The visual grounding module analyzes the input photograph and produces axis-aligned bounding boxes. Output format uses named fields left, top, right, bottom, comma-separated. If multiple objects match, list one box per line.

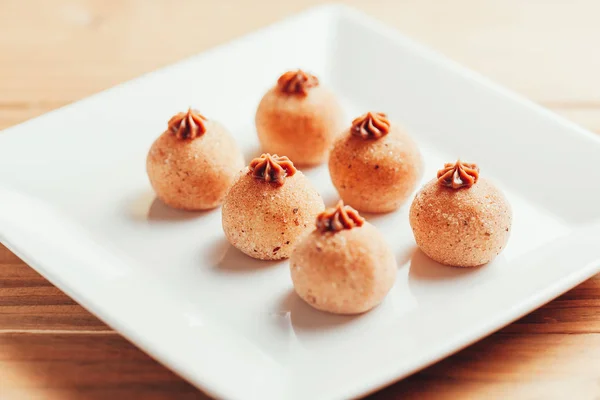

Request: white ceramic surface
left=1, top=5, right=600, bottom=400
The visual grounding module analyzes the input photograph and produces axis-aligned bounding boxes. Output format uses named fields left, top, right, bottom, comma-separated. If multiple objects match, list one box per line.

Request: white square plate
left=1, top=5, right=600, bottom=400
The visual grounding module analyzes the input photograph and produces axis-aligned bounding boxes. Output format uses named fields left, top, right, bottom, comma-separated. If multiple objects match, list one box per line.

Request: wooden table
left=1, top=1, right=599, bottom=398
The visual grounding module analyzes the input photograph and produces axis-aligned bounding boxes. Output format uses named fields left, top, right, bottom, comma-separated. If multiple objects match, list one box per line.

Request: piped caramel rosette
left=351, top=112, right=391, bottom=140
left=277, top=69, right=320, bottom=96
left=437, top=160, right=480, bottom=189
left=168, top=108, right=208, bottom=140
left=316, top=201, right=364, bottom=232
left=249, top=153, right=297, bottom=186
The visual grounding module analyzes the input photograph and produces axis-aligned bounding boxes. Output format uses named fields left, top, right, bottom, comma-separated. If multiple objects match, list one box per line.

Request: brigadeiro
left=290, top=201, right=396, bottom=314
left=255, top=69, right=343, bottom=166
left=329, top=112, right=423, bottom=213
left=409, top=160, right=512, bottom=267
left=146, top=108, right=244, bottom=210
left=222, top=153, right=324, bottom=260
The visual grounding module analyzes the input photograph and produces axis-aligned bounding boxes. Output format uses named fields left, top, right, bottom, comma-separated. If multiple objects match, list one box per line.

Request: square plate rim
left=1, top=4, right=600, bottom=400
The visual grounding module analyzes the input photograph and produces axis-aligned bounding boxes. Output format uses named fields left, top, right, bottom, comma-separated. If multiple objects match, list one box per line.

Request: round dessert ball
left=146, top=109, right=244, bottom=210
left=255, top=69, right=343, bottom=166
left=329, top=112, right=423, bottom=213
left=409, top=161, right=512, bottom=267
left=222, top=153, right=324, bottom=260
left=290, top=201, right=397, bottom=314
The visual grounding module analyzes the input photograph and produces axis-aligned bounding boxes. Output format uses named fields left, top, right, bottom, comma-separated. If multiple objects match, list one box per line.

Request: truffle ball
left=409, top=161, right=512, bottom=267
left=329, top=112, right=423, bottom=213
left=290, top=201, right=397, bottom=314
left=222, top=154, right=324, bottom=260
left=147, top=109, right=244, bottom=210
left=255, top=70, right=343, bottom=166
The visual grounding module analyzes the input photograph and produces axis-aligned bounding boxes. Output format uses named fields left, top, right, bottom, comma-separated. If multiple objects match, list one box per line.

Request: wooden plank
left=1, top=331, right=599, bottom=400
left=0, top=333, right=208, bottom=400
left=0, top=255, right=111, bottom=332
left=549, top=107, right=600, bottom=134
left=375, top=334, right=600, bottom=400
left=0, top=104, right=66, bottom=131
left=1, top=0, right=600, bottom=106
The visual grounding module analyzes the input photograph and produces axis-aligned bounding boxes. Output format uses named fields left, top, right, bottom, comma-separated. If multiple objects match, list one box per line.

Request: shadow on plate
left=397, top=245, right=417, bottom=268
left=277, top=289, right=361, bottom=332
left=407, top=250, right=508, bottom=305
left=147, top=198, right=211, bottom=221
left=216, top=243, right=281, bottom=273
left=408, top=249, right=483, bottom=282
left=358, top=209, right=397, bottom=224
left=407, top=249, right=486, bottom=305
left=128, top=190, right=212, bottom=222
left=204, top=236, right=230, bottom=265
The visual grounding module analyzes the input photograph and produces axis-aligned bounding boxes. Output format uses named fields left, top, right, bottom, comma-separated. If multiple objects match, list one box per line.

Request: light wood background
left=1, top=0, right=600, bottom=399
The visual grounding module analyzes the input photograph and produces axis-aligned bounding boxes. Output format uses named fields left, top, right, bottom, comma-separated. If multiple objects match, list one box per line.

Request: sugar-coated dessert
left=255, top=69, right=343, bottom=166
left=290, top=201, right=397, bottom=314
left=146, top=109, right=244, bottom=210
left=409, top=160, right=512, bottom=267
left=329, top=112, right=423, bottom=213
left=222, top=153, right=324, bottom=260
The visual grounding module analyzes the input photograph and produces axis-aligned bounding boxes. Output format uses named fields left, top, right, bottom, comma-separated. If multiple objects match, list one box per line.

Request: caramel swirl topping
left=437, top=160, right=480, bottom=189
left=316, top=201, right=365, bottom=233
left=351, top=112, right=391, bottom=139
left=168, top=108, right=208, bottom=140
left=277, top=70, right=319, bottom=96
left=249, top=153, right=297, bottom=186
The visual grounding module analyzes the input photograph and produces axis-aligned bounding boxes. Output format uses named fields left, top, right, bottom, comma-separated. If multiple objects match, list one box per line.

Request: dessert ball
left=409, top=160, right=512, bottom=267
left=146, top=109, right=244, bottom=210
left=222, top=153, right=324, bottom=260
left=329, top=112, right=423, bottom=213
left=290, top=201, right=397, bottom=314
left=255, top=69, right=343, bottom=166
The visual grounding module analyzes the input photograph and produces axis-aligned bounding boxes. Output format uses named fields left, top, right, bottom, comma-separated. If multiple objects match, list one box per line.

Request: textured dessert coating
left=222, top=157, right=324, bottom=260
left=147, top=110, right=244, bottom=210
left=255, top=69, right=343, bottom=166
left=329, top=113, right=423, bottom=213
left=291, top=218, right=396, bottom=315
left=410, top=169, right=512, bottom=267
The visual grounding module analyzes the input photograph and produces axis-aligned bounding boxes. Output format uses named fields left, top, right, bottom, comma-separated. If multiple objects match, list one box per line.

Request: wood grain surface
left=1, top=1, right=600, bottom=399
